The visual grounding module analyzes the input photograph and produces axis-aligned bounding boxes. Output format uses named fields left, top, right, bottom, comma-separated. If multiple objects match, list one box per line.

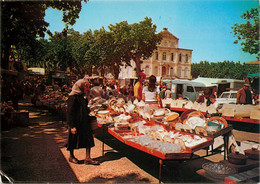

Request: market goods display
left=219, top=104, right=260, bottom=120
left=89, top=97, right=216, bottom=156
left=1, top=102, right=15, bottom=129
left=37, top=92, right=231, bottom=158
left=163, top=98, right=260, bottom=121
left=165, top=112, right=180, bottom=129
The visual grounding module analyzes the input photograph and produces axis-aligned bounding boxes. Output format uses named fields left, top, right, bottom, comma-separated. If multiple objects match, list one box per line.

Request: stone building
left=118, top=28, right=192, bottom=86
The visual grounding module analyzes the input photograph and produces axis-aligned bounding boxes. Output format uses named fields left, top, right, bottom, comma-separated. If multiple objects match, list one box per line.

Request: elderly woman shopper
left=66, top=77, right=99, bottom=165
left=142, top=75, right=163, bottom=108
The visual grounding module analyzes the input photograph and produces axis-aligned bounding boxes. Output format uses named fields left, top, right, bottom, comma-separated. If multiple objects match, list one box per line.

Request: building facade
left=118, top=28, right=193, bottom=85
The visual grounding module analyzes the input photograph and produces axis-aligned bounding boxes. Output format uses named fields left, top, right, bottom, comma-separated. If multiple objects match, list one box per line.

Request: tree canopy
left=1, top=1, right=87, bottom=69
left=231, top=8, right=259, bottom=59
left=191, top=61, right=259, bottom=80
left=17, top=16, right=161, bottom=79
left=108, top=17, right=162, bottom=76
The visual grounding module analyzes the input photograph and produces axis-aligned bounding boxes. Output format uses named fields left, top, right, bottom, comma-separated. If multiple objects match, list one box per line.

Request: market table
left=99, top=123, right=213, bottom=182
left=222, top=116, right=260, bottom=125
left=170, top=107, right=260, bottom=125
left=95, top=109, right=234, bottom=182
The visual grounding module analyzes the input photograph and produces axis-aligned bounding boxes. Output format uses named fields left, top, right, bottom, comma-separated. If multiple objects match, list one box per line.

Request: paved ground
left=1, top=97, right=259, bottom=183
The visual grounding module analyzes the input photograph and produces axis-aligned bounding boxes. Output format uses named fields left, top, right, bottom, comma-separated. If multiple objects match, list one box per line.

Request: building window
left=163, top=52, right=166, bottom=60
left=145, top=66, right=150, bottom=75
left=170, top=67, right=174, bottom=76
left=162, top=66, right=166, bottom=76
left=185, top=54, right=189, bottom=63
left=154, top=67, right=158, bottom=75
left=155, top=52, right=158, bottom=60
left=171, top=53, right=174, bottom=61
left=179, top=54, right=182, bottom=62
left=178, top=67, right=182, bottom=77
left=184, top=67, right=189, bottom=77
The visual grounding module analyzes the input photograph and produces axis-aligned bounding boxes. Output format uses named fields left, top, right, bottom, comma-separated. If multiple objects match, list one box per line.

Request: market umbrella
left=245, top=60, right=260, bottom=65
left=247, top=73, right=260, bottom=78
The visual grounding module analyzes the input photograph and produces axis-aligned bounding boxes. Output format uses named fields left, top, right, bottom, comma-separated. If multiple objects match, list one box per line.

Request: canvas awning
left=247, top=73, right=260, bottom=78
left=245, top=60, right=260, bottom=65
left=191, top=77, right=218, bottom=87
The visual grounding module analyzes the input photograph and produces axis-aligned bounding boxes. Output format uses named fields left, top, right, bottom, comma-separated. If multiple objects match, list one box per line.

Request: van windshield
left=187, top=86, right=194, bottom=92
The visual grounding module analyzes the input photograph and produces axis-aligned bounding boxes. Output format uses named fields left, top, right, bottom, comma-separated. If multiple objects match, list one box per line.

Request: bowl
left=208, top=116, right=228, bottom=129
left=202, top=162, right=236, bottom=179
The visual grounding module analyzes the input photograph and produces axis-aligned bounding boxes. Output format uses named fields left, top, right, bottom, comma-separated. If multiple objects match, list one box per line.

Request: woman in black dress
left=66, top=78, right=99, bottom=165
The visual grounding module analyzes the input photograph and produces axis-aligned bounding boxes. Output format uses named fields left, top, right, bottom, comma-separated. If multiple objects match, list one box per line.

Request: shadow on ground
left=1, top=98, right=78, bottom=183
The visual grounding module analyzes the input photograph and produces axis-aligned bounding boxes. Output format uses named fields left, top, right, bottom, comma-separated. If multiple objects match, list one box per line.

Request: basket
left=187, top=111, right=205, bottom=120
left=180, top=109, right=196, bottom=122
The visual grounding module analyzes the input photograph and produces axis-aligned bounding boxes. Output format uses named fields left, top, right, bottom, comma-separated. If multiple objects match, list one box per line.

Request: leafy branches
left=231, top=8, right=259, bottom=58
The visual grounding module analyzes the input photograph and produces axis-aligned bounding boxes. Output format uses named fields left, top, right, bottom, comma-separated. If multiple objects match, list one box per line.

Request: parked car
left=216, top=91, right=237, bottom=105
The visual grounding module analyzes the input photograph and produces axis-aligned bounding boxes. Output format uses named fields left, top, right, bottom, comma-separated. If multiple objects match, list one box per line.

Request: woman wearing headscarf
left=66, top=77, right=99, bottom=165
left=142, top=75, right=163, bottom=108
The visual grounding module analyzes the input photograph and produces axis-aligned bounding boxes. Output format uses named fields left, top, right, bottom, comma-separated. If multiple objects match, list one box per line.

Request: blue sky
left=45, top=0, right=258, bottom=63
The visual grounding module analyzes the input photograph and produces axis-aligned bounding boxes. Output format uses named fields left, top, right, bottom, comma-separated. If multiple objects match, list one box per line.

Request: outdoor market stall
left=163, top=98, right=260, bottom=125
left=37, top=91, right=252, bottom=182
left=88, top=97, right=234, bottom=181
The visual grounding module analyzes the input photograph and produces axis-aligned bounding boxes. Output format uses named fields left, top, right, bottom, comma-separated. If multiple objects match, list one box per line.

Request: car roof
left=222, top=91, right=237, bottom=94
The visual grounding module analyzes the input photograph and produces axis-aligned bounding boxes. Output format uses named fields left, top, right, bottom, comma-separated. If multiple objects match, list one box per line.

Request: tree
left=1, top=1, right=87, bottom=69
left=191, top=60, right=259, bottom=79
left=87, top=27, right=130, bottom=79
left=108, top=17, right=162, bottom=76
left=231, top=8, right=259, bottom=58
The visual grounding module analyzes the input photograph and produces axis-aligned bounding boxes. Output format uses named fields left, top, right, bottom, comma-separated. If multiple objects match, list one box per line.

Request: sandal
left=69, top=157, right=79, bottom=164
left=84, top=159, right=100, bottom=165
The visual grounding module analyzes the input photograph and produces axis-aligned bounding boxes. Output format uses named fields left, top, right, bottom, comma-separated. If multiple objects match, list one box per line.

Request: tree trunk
left=134, top=58, right=141, bottom=78
left=2, top=47, right=11, bottom=69
left=113, top=65, right=119, bottom=80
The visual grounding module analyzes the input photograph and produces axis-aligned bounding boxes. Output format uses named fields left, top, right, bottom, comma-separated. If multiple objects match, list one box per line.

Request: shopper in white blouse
left=142, top=75, right=162, bottom=108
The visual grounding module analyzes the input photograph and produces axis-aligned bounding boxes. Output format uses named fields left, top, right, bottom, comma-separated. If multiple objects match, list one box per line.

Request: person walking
left=236, top=83, right=252, bottom=104
left=134, top=72, right=146, bottom=101
left=142, top=75, right=162, bottom=108
left=66, top=77, right=99, bottom=165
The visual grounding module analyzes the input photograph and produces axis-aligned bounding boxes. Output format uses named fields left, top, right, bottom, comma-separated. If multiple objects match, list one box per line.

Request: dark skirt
left=66, top=117, right=95, bottom=150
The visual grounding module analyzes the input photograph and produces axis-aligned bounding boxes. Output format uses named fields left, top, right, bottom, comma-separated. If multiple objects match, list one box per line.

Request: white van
left=216, top=90, right=237, bottom=105
left=163, top=79, right=206, bottom=101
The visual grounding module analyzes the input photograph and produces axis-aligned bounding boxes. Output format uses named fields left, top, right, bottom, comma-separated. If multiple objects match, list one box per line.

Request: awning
left=247, top=73, right=260, bottom=78
left=245, top=60, right=260, bottom=65
left=191, top=77, right=218, bottom=87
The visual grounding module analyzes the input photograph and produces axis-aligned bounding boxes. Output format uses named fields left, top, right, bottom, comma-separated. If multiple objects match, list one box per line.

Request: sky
left=45, top=0, right=259, bottom=63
